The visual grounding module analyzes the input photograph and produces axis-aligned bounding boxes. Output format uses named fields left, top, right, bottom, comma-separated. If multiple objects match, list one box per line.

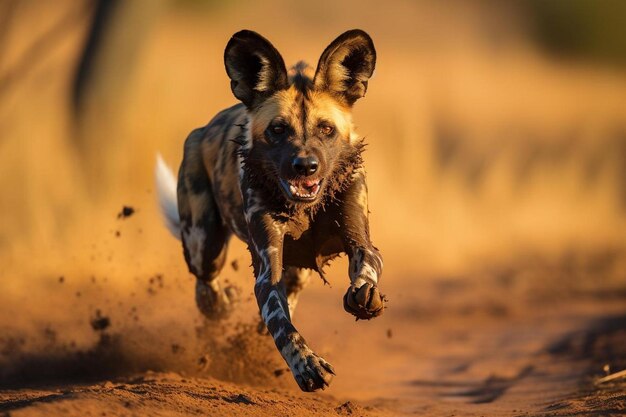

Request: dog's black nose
left=292, top=156, right=319, bottom=177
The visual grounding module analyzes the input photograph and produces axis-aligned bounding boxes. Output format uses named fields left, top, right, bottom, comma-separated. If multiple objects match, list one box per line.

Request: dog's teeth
left=283, top=178, right=321, bottom=200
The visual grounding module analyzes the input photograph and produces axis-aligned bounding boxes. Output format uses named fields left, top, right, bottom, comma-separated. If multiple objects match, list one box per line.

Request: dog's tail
left=155, top=153, right=181, bottom=239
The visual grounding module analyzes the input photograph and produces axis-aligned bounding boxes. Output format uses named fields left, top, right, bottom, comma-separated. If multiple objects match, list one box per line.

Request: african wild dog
left=155, top=29, right=385, bottom=391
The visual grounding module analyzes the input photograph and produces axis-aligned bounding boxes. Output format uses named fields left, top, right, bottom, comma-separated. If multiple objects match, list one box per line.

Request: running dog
left=156, top=29, right=385, bottom=391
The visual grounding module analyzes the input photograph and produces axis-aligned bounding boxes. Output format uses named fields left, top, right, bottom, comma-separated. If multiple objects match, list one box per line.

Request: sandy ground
left=0, top=373, right=396, bottom=417
left=1, top=243, right=625, bottom=416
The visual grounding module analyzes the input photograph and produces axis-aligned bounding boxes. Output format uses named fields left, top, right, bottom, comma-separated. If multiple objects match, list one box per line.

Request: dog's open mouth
left=279, top=178, right=323, bottom=201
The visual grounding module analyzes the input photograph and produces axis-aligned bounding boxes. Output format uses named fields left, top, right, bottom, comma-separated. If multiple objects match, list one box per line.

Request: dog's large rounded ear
left=314, top=30, right=376, bottom=106
left=224, top=30, right=289, bottom=109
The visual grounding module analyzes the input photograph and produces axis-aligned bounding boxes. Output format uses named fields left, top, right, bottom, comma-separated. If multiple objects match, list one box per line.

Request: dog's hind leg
left=283, top=267, right=312, bottom=319
left=178, top=142, right=236, bottom=320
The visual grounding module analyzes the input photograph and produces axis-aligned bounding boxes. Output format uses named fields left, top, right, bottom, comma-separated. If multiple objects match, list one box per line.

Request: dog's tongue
left=301, top=179, right=320, bottom=195
left=303, top=179, right=320, bottom=187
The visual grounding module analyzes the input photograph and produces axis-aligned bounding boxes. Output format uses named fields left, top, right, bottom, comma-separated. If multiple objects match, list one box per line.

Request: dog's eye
left=320, top=125, right=334, bottom=136
left=271, top=124, right=286, bottom=135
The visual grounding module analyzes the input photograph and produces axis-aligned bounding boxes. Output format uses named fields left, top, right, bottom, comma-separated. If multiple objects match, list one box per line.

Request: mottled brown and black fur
left=161, top=29, right=385, bottom=392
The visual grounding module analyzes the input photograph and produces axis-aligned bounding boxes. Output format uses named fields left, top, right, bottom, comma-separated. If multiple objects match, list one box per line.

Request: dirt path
left=0, top=372, right=399, bottom=417
left=1, top=251, right=625, bottom=416
left=1, top=303, right=624, bottom=417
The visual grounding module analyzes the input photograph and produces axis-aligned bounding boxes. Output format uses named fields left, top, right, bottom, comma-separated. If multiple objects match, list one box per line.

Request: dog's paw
left=195, top=280, right=239, bottom=320
left=292, top=352, right=335, bottom=392
left=343, top=282, right=386, bottom=320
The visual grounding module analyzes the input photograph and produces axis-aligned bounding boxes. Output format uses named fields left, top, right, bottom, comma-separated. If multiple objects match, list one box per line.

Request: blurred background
left=0, top=0, right=625, bottom=406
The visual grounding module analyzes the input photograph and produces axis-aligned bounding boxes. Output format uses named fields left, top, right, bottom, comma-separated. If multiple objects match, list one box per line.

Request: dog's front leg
left=243, top=191, right=335, bottom=391
left=339, top=169, right=386, bottom=320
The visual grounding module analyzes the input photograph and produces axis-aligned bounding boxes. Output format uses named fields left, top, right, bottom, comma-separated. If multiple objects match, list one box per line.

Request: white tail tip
left=155, top=153, right=181, bottom=239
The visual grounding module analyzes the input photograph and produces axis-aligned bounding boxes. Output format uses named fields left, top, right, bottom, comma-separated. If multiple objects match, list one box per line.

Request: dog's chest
left=282, top=207, right=345, bottom=270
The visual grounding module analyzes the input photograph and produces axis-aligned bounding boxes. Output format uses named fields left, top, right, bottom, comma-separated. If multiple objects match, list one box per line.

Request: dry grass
left=1, top=0, right=625, bottom=296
